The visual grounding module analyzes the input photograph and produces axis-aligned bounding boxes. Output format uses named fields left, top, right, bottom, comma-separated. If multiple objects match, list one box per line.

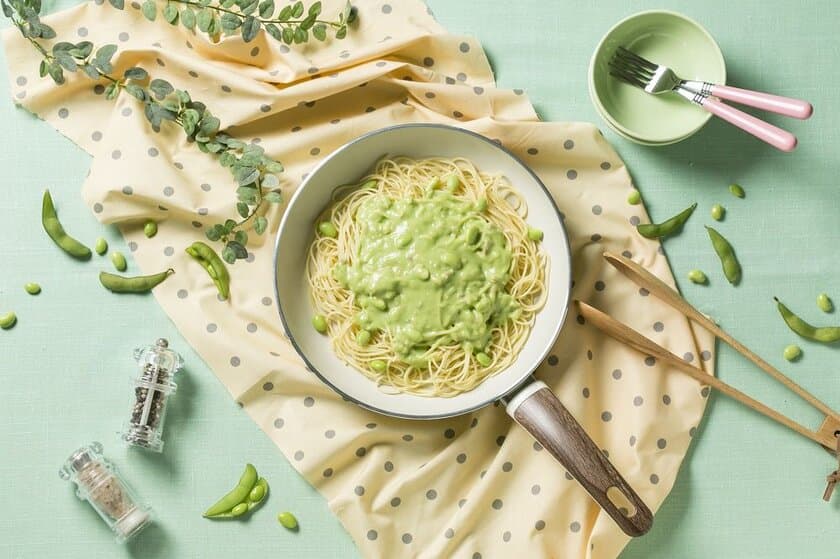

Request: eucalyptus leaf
left=161, top=98, right=180, bottom=112
left=123, top=66, right=148, bottom=80
left=293, top=26, right=307, bottom=43
left=55, top=52, right=77, bottom=72
left=299, top=13, right=315, bottom=30
left=39, top=60, right=47, bottom=78
left=176, top=89, right=191, bottom=104
left=258, top=0, right=273, bottom=18
left=224, top=219, right=237, bottom=233
left=220, top=0, right=236, bottom=7
left=108, top=0, right=124, bottom=9
left=150, top=78, right=174, bottom=99
left=105, top=83, right=119, bottom=100
left=227, top=240, right=248, bottom=259
left=277, top=4, right=291, bottom=21
left=197, top=7, right=213, bottom=31
left=240, top=0, right=257, bottom=15
left=236, top=186, right=257, bottom=203
left=181, top=108, right=201, bottom=135
left=205, top=141, right=223, bottom=153
left=125, top=83, right=146, bottom=101
left=291, top=0, right=303, bottom=17
left=241, top=15, right=260, bottom=42
left=163, top=3, right=178, bottom=23
left=221, top=245, right=236, bottom=264
left=199, top=114, right=221, bottom=136
left=308, top=0, right=321, bottom=16
left=265, top=23, right=282, bottom=41
left=47, top=63, right=64, bottom=84
left=141, top=0, right=156, bottom=21
left=254, top=215, right=268, bottom=234
left=335, top=25, right=347, bottom=39
left=264, top=160, right=284, bottom=173
left=281, top=26, right=294, bottom=44
left=38, top=23, right=56, bottom=39
left=312, top=23, right=326, bottom=41
left=181, top=6, right=196, bottom=29
left=1, top=0, right=12, bottom=17
left=236, top=202, right=250, bottom=218
left=82, top=65, right=100, bottom=79
left=206, top=226, right=222, bottom=241
left=95, top=44, right=117, bottom=64
left=261, top=173, right=280, bottom=188
left=220, top=12, right=242, bottom=31
left=264, top=191, right=282, bottom=203
left=219, top=152, right=236, bottom=167
left=234, top=230, right=248, bottom=245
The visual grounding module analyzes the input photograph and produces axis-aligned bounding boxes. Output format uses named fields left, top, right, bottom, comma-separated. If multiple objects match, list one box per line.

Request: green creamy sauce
left=335, top=191, right=518, bottom=368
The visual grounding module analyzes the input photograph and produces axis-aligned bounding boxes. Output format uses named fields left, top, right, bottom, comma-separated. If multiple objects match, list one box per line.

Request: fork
left=609, top=47, right=811, bottom=152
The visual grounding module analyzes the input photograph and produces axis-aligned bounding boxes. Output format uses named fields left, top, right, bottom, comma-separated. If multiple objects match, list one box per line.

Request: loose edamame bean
left=445, top=175, right=460, bottom=193
left=817, top=293, right=833, bottom=313
left=277, top=511, right=299, bottom=530
left=0, top=312, right=17, bottom=330
left=687, top=270, right=707, bottom=284
left=99, top=269, right=174, bottom=293
left=706, top=226, right=741, bottom=285
left=204, top=464, right=259, bottom=518
left=312, top=314, right=328, bottom=334
left=356, top=330, right=372, bottom=346
left=627, top=190, right=641, bottom=205
left=370, top=360, right=386, bottom=373
left=783, top=344, right=802, bottom=362
left=185, top=242, right=231, bottom=300
left=111, top=251, right=127, bottom=272
left=95, top=237, right=108, bottom=255
left=527, top=227, right=544, bottom=242
left=637, top=203, right=696, bottom=240
left=318, top=221, right=338, bottom=238
left=41, top=190, right=91, bottom=260
left=729, top=183, right=745, bottom=198
left=475, top=352, right=491, bottom=367
left=24, top=282, right=41, bottom=295
left=710, top=204, right=725, bottom=221
left=775, top=297, right=840, bottom=343
left=144, top=220, right=158, bottom=238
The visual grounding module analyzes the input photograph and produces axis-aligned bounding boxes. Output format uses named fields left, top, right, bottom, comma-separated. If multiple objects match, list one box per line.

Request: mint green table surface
left=1, top=1, right=838, bottom=557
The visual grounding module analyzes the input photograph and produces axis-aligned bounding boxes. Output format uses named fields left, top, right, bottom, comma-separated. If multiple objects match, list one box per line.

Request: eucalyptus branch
left=3, top=0, right=286, bottom=264
left=113, top=0, right=357, bottom=44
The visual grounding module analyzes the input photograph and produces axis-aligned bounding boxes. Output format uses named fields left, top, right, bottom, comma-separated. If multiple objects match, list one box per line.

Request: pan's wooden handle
left=506, top=381, right=653, bottom=537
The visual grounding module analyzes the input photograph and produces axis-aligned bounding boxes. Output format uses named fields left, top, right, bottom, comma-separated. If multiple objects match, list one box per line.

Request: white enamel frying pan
left=273, top=124, right=652, bottom=536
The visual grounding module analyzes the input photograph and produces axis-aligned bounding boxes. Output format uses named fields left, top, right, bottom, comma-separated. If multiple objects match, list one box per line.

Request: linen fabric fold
left=3, top=1, right=715, bottom=557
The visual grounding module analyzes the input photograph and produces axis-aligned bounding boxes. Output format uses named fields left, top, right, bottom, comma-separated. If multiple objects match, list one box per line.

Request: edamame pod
left=99, top=269, right=174, bottom=293
left=706, top=226, right=741, bottom=285
left=775, top=297, right=840, bottom=343
left=185, top=241, right=231, bottom=300
left=636, top=203, right=696, bottom=240
left=41, top=190, right=91, bottom=260
left=203, top=464, right=259, bottom=518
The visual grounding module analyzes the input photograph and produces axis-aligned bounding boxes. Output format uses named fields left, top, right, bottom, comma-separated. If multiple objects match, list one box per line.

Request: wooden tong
left=578, top=252, right=840, bottom=453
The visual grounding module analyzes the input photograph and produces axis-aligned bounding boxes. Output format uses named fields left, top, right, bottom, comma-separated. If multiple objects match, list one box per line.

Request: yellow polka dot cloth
left=3, top=1, right=715, bottom=557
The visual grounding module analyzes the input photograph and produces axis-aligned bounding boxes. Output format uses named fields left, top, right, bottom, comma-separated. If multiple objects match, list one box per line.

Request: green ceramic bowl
left=589, top=10, right=726, bottom=145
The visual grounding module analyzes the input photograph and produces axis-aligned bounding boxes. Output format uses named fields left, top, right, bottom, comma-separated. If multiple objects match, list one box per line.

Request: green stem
left=168, top=0, right=343, bottom=28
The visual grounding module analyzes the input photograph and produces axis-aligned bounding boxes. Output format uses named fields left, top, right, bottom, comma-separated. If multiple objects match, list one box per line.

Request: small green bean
left=143, top=220, right=158, bottom=238
left=475, top=352, right=491, bottom=367
left=817, top=293, right=833, bottom=313
left=312, top=314, right=328, bottom=334
left=204, top=464, right=259, bottom=518
left=729, top=183, right=745, bottom=198
left=248, top=478, right=269, bottom=506
left=783, top=344, right=802, bottom=362
left=627, top=190, right=641, bottom=205
left=361, top=180, right=378, bottom=189
left=318, top=221, right=338, bottom=238
left=370, top=359, right=386, bottom=373
left=705, top=226, right=741, bottom=285
left=710, top=204, right=725, bottom=221
left=445, top=175, right=460, bottom=193
left=277, top=512, right=299, bottom=530
left=99, top=269, right=174, bottom=293
left=356, top=330, right=372, bottom=346
left=185, top=241, right=231, bottom=300
left=230, top=503, right=249, bottom=517
left=0, top=312, right=17, bottom=330
left=24, top=282, right=41, bottom=295
left=95, top=237, right=108, bottom=256
left=41, top=190, right=91, bottom=260
left=527, top=227, right=544, bottom=242
left=775, top=297, right=840, bottom=343
left=111, top=251, right=127, bottom=272
left=475, top=197, right=488, bottom=212
left=687, top=270, right=707, bottom=284
left=636, top=203, right=696, bottom=239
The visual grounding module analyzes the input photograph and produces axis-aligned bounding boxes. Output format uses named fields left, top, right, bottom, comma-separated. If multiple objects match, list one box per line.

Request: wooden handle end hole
left=606, top=486, right=637, bottom=517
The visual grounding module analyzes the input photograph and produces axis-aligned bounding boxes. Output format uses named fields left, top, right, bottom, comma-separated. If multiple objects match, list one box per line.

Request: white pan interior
left=274, top=124, right=572, bottom=419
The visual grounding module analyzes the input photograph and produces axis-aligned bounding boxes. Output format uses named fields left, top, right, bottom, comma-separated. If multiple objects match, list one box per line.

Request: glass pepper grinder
left=59, top=442, right=153, bottom=543
left=120, top=338, right=184, bottom=453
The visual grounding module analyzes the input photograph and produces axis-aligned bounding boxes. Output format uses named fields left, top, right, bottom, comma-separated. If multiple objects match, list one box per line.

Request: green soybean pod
left=24, top=282, right=41, bottom=295
left=41, top=190, right=92, bottom=260
left=318, top=221, right=338, bottom=238
left=729, top=183, right=745, bottom=198
left=0, top=311, right=17, bottom=330
left=111, top=251, right=127, bottom=272
left=99, top=269, right=174, bottom=293
left=95, top=237, right=108, bottom=256
left=705, top=226, right=741, bottom=285
left=636, top=203, right=697, bottom=240
left=312, top=314, right=328, bottom=334
left=775, top=297, right=840, bottom=343
left=277, top=511, right=299, bottom=530
left=527, top=227, right=544, bottom=242
left=203, top=464, right=259, bottom=518
left=144, top=220, right=158, bottom=238
left=710, top=204, right=725, bottom=221
left=783, top=344, right=802, bottom=362
left=627, top=190, right=641, bottom=205
left=817, top=293, right=833, bottom=313
left=185, top=242, right=230, bottom=301
left=687, top=270, right=707, bottom=284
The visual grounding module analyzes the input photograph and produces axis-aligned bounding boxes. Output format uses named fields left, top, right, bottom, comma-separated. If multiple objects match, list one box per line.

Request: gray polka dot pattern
left=163, top=186, right=174, bottom=197
left=644, top=356, right=656, bottom=366
left=473, top=86, right=484, bottom=95
left=456, top=453, right=466, bottom=463
left=426, top=489, right=437, bottom=500
left=701, top=386, right=711, bottom=397
left=423, top=57, right=434, bottom=66
left=601, top=161, right=612, bottom=170
left=445, top=528, right=455, bottom=538
left=563, top=139, right=574, bottom=149
left=384, top=461, right=394, bottom=472
left=567, top=169, right=578, bottom=179
left=127, top=241, right=137, bottom=252
left=601, top=411, right=612, bottom=422
left=122, top=186, right=133, bottom=195
left=246, top=323, right=257, bottom=333
left=594, top=280, right=605, bottom=291
left=206, top=323, right=217, bottom=333
left=701, top=350, right=712, bottom=361
left=163, top=246, right=174, bottom=256
left=570, top=521, right=581, bottom=533
left=633, top=396, right=643, bottom=406
left=653, top=321, right=664, bottom=332
left=303, top=396, right=315, bottom=407
left=612, top=369, right=622, bottom=380
left=177, top=289, right=188, bottom=299
left=354, top=485, right=365, bottom=496
left=457, top=72, right=467, bottom=81
left=502, top=461, right=513, bottom=472
left=650, top=473, right=660, bottom=484
left=273, top=418, right=284, bottom=429
left=531, top=484, right=540, bottom=495
left=491, top=499, right=503, bottom=510
left=401, top=533, right=413, bottom=544
left=366, top=530, right=377, bottom=541
left=323, top=468, right=333, bottom=477
left=230, top=356, right=241, bottom=367
left=535, top=520, right=546, bottom=530
left=592, top=205, right=602, bottom=215
left=582, top=387, right=590, bottom=398
left=262, top=382, right=273, bottom=391
left=630, top=435, right=637, bottom=446
left=684, top=352, right=695, bottom=362
left=629, top=216, right=641, bottom=226
left=92, top=203, right=103, bottom=213
left=663, top=394, right=671, bottom=405
left=657, top=438, right=667, bottom=449
left=547, top=354, right=558, bottom=366
left=381, top=4, right=391, bottom=13
left=119, top=32, right=129, bottom=41
left=261, top=297, right=272, bottom=306
left=16, top=76, right=26, bottom=86
left=502, top=531, right=511, bottom=542
left=390, top=497, right=401, bottom=507
left=260, top=104, right=271, bottom=113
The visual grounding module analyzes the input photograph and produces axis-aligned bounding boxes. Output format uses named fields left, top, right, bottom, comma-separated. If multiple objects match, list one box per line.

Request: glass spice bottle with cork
left=59, top=442, right=152, bottom=543
left=120, top=338, right=184, bottom=452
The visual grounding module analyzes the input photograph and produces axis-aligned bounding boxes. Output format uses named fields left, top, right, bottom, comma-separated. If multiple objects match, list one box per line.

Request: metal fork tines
left=608, top=46, right=685, bottom=94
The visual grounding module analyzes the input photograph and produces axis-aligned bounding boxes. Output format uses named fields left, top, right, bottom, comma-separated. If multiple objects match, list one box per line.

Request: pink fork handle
left=700, top=97, right=797, bottom=152
left=709, top=85, right=813, bottom=120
